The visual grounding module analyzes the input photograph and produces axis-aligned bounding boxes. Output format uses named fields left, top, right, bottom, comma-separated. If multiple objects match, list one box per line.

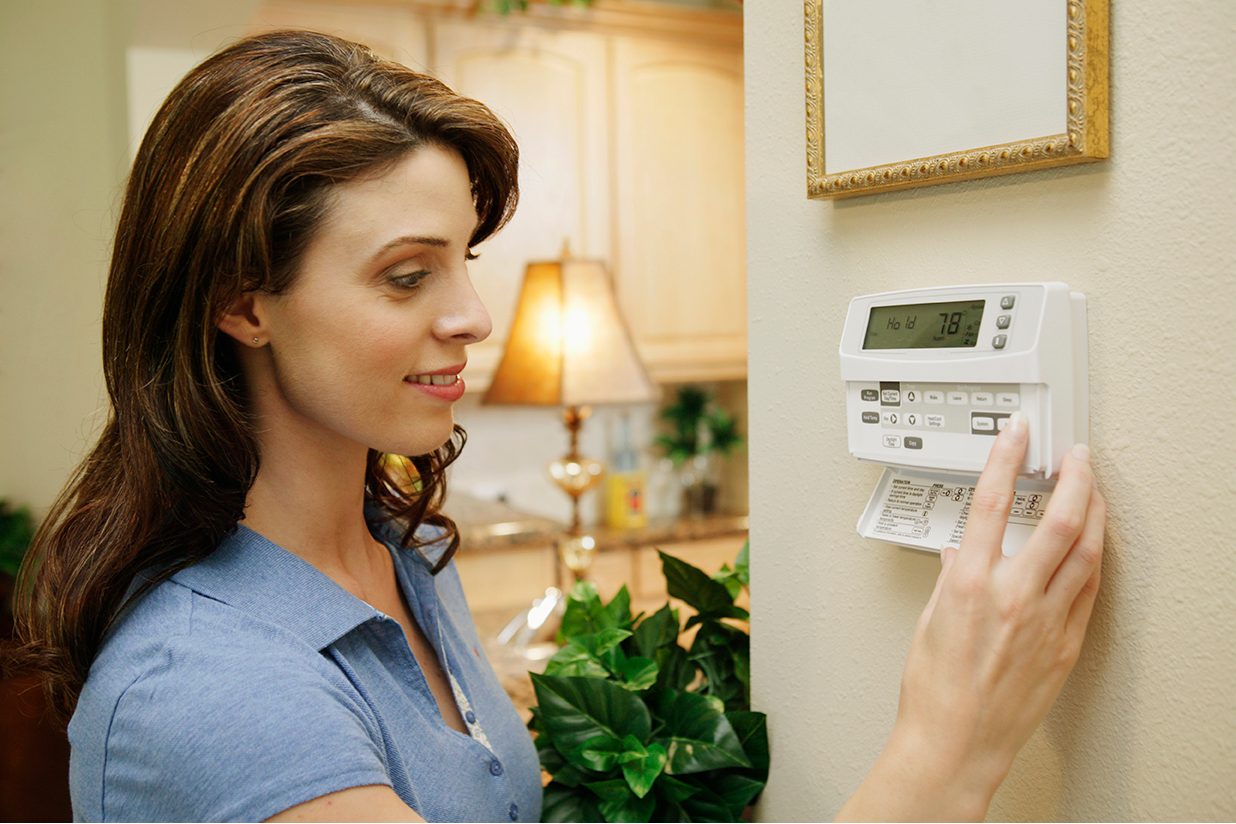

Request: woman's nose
left=434, top=274, right=492, bottom=344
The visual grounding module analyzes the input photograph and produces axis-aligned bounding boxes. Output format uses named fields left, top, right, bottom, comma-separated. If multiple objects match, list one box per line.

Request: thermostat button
left=905, top=390, right=918, bottom=403
left=1000, top=295, right=1016, bottom=310
left=861, top=388, right=879, bottom=402
left=924, top=391, right=945, bottom=404
left=926, top=414, right=946, bottom=429
left=947, top=392, right=968, bottom=405
left=996, top=314, right=1011, bottom=329
left=971, top=415, right=996, bottom=433
left=882, top=435, right=902, bottom=448
left=971, top=392, right=994, bottom=407
left=862, top=411, right=879, bottom=424
left=905, top=413, right=921, bottom=428
left=993, top=334, right=1008, bottom=349
left=996, top=392, right=1020, bottom=407
left=880, top=381, right=900, bottom=406
left=881, top=411, right=900, bottom=426
left=904, top=437, right=923, bottom=449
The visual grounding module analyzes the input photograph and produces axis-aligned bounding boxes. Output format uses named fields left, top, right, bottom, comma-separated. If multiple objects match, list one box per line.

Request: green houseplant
left=655, top=387, right=743, bottom=516
left=529, top=544, right=767, bottom=822
left=0, top=501, right=36, bottom=628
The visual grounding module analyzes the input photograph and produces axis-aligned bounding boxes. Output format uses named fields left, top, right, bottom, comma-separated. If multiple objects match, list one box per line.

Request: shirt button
left=489, top=760, right=504, bottom=776
left=508, top=802, right=519, bottom=820
left=465, top=710, right=477, bottom=724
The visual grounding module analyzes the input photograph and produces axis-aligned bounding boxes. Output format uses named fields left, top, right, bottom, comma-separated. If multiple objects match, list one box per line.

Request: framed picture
left=805, top=0, right=1108, bottom=199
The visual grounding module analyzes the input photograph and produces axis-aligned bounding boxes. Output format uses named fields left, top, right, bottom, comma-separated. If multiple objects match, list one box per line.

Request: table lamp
left=482, top=247, right=657, bottom=586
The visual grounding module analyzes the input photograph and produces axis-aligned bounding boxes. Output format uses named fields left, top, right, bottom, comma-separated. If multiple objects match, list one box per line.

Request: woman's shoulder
left=70, top=576, right=390, bottom=822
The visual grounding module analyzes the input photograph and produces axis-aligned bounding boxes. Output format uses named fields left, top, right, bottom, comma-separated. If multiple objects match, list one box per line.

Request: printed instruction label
left=857, top=467, right=1053, bottom=555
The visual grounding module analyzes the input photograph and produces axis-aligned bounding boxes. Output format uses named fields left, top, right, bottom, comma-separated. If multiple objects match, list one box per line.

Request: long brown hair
left=7, top=30, right=519, bottom=720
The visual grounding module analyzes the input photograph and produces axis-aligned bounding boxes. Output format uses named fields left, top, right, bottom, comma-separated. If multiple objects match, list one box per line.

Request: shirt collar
left=170, top=522, right=437, bottom=651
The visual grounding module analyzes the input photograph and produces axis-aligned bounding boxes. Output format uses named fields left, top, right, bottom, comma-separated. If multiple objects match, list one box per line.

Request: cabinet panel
left=454, top=542, right=557, bottom=613
left=611, top=38, right=747, bottom=381
left=432, top=21, right=611, bottom=388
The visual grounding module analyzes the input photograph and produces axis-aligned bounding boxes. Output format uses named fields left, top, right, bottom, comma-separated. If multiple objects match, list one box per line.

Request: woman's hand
left=838, top=413, right=1106, bottom=821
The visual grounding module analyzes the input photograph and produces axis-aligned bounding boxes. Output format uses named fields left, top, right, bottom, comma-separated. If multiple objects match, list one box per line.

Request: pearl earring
left=252, top=337, right=260, bottom=346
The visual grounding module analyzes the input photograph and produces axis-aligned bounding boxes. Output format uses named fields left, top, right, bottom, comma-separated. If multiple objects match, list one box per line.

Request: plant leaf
left=544, top=641, right=610, bottom=679
left=621, top=740, right=667, bottom=799
left=654, top=644, right=695, bottom=693
left=587, top=779, right=657, bottom=823
left=532, top=674, right=652, bottom=756
left=572, top=734, right=625, bottom=772
left=543, top=781, right=602, bottom=823
left=631, top=604, right=679, bottom=659
left=711, top=772, right=765, bottom=814
left=591, top=627, right=634, bottom=657
left=655, top=774, right=699, bottom=804
left=601, top=792, right=655, bottom=823
left=605, top=585, right=632, bottom=627
left=659, top=550, right=738, bottom=617
left=678, top=784, right=737, bottom=821
left=656, top=690, right=751, bottom=774
left=616, top=656, right=659, bottom=691
left=725, top=711, right=770, bottom=778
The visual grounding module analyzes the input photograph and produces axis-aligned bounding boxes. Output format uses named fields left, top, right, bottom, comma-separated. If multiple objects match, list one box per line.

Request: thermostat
left=839, top=282, right=1088, bottom=554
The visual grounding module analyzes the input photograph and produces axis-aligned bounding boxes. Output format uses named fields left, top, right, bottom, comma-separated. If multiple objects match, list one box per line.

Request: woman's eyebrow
left=369, top=235, right=450, bottom=262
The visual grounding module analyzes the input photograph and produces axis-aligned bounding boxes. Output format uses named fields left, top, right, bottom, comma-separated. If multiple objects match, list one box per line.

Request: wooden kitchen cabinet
left=610, top=36, right=747, bottom=383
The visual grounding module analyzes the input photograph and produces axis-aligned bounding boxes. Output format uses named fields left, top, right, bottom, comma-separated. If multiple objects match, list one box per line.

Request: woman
left=11, top=29, right=1104, bottom=822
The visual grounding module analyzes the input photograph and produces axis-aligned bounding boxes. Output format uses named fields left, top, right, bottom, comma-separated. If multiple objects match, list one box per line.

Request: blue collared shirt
left=68, top=521, right=542, bottom=822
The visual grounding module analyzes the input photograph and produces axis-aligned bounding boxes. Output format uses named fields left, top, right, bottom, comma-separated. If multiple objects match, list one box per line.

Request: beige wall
left=0, top=0, right=127, bottom=510
left=746, top=4, right=1236, bottom=821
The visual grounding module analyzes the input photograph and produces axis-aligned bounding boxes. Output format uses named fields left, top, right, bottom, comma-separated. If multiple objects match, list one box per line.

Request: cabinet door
left=248, top=0, right=430, bottom=69
left=611, top=37, right=747, bottom=382
left=432, top=20, right=612, bottom=389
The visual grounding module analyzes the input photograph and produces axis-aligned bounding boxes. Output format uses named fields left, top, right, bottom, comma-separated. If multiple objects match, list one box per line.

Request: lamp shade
left=483, top=257, right=656, bottom=407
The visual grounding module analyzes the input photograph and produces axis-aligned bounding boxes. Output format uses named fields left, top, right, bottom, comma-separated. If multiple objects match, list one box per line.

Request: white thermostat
left=839, top=282, right=1088, bottom=555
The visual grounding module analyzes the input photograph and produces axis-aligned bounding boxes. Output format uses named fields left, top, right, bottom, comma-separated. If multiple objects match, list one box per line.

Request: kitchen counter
left=447, top=491, right=748, bottom=552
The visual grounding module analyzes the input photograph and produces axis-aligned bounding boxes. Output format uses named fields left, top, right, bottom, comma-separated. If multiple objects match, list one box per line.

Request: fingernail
left=1071, top=442, right=1091, bottom=463
left=1006, top=410, right=1027, bottom=435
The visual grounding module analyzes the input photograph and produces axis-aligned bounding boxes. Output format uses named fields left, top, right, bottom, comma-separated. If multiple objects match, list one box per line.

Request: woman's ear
left=217, top=291, right=270, bottom=348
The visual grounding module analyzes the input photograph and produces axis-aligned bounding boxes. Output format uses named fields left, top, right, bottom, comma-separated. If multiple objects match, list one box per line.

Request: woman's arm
left=838, top=413, right=1106, bottom=821
left=267, top=785, right=426, bottom=822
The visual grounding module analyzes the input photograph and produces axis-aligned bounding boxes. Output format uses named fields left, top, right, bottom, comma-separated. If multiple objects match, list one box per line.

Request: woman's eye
left=390, top=270, right=430, bottom=290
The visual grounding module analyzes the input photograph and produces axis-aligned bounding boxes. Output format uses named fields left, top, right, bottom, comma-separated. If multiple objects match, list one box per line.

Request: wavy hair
left=7, top=30, right=519, bottom=720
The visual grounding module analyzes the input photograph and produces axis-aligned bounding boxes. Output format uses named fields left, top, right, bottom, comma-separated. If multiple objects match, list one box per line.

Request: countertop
left=446, top=491, right=748, bottom=552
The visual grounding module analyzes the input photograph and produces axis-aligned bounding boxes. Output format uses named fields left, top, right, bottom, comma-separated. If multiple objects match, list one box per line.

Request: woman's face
left=257, top=143, right=492, bottom=458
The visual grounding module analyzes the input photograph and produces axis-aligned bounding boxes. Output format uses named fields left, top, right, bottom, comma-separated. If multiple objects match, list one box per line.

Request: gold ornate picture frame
left=805, top=0, right=1108, bottom=199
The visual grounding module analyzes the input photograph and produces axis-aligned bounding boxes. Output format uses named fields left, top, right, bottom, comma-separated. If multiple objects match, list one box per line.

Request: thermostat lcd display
left=863, top=299, right=985, bottom=349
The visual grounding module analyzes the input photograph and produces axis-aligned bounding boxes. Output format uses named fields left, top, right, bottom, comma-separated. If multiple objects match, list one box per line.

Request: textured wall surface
left=746, top=2, right=1236, bottom=820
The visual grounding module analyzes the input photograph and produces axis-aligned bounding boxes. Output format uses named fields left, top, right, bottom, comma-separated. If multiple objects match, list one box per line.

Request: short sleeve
left=100, top=641, right=391, bottom=822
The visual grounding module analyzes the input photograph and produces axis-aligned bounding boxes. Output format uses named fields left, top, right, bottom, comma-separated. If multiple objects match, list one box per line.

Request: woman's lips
left=403, top=373, right=466, bottom=401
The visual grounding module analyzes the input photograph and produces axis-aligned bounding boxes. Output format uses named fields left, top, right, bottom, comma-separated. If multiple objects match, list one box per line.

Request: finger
left=1065, top=551, right=1102, bottom=647
left=960, top=411, right=1028, bottom=568
left=922, top=546, right=958, bottom=620
left=1016, top=444, right=1094, bottom=588
left=1047, top=481, right=1106, bottom=609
